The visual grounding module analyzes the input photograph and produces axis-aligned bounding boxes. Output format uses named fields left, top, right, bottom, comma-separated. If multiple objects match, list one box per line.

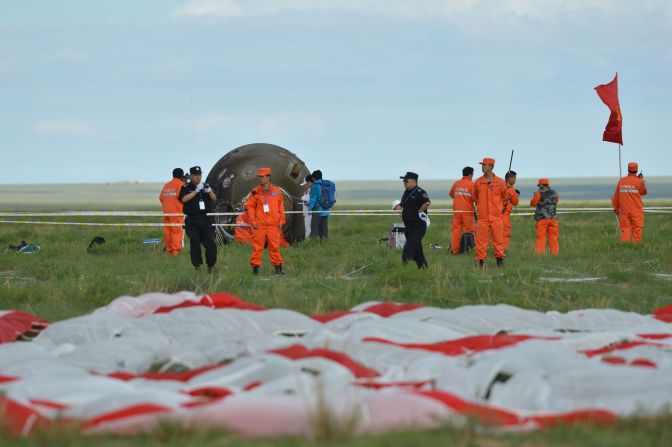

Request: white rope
left=0, top=220, right=243, bottom=227
left=1, top=206, right=670, bottom=218
left=0, top=207, right=670, bottom=227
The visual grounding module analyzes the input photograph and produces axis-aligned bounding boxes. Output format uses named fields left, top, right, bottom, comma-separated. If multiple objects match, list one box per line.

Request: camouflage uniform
left=534, top=188, right=558, bottom=221
left=530, top=186, right=560, bottom=255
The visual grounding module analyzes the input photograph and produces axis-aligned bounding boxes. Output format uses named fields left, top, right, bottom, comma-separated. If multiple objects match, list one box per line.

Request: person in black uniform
left=179, top=166, right=218, bottom=272
left=394, top=172, right=431, bottom=268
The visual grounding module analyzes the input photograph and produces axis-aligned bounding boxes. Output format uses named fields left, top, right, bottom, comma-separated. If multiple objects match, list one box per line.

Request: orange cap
left=537, top=178, right=550, bottom=186
left=479, top=157, right=495, bottom=165
left=627, top=162, right=638, bottom=172
left=257, top=167, right=272, bottom=177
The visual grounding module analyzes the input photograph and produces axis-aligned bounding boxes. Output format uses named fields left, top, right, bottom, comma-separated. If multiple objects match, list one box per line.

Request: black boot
left=274, top=265, right=285, bottom=275
left=252, top=266, right=259, bottom=275
left=207, top=265, right=214, bottom=273
left=478, top=259, right=485, bottom=268
left=496, top=258, right=504, bottom=268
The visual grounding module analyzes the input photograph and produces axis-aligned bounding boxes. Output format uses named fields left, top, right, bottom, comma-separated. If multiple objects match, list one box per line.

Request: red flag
left=594, top=73, right=623, bottom=145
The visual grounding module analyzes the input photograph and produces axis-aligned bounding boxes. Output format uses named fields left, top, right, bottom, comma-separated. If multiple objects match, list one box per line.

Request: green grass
left=1, top=196, right=672, bottom=446
left=2, top=209, right=671, bottom=320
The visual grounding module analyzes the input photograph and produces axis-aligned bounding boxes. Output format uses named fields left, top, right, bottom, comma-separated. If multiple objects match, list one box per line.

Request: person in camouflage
left=530, top=178, right=559, bottom=255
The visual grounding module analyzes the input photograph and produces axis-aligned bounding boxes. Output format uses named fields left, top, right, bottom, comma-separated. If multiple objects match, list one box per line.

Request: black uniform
left=400, top=186, right=430, bottom=268
left=179, top=183, right=217, bottom=268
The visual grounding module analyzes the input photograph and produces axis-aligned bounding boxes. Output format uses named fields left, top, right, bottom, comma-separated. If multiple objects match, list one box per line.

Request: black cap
left=399, top=171, right=419, bottom=181
left=189, top=166, right=202, bottom=175
left=172, top=168, right=184, bottom=179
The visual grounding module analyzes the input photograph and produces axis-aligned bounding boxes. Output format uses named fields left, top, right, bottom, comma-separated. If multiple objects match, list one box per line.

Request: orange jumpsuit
left=612, top=174, right=647, bottom=243
left=449, top=176, right=475, bottom=255
left=234, top=211, right=253, bottom=246
left=472, top=175, right=507, bottom=261
left=503, top=184, right=519, bottom=250
left=159, top=177, right=185, bottom=255
left=246, top=184, right=286, bottom=267
left=530, top=190, right=560, bottom=255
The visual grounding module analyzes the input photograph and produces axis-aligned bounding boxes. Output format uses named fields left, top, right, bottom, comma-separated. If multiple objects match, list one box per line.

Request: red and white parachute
left=1, top=293, right=672, bottom=437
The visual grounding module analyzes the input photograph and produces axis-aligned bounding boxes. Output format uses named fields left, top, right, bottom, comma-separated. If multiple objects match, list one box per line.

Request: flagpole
left=618, top=144, right=622, bottom=178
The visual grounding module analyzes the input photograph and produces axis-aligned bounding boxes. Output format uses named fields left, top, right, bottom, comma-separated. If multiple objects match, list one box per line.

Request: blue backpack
left=319, top=180, right=336, bottom=210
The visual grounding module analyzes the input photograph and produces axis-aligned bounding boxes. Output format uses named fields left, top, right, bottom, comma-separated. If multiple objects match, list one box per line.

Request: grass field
left=1, top=184, right=672, bottom=446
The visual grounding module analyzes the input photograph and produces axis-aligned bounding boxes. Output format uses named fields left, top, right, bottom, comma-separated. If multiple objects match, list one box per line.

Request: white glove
left=392, top=199, right=401, bottom=210
left=419, top=212, right=430, bottom=228
left=203, top=183, right=212, bottom=193
left=195, top=182, right=204, bottom=192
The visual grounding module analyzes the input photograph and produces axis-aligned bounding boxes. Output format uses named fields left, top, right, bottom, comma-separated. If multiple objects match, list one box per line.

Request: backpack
left=319, top=180, right=336, bottom=210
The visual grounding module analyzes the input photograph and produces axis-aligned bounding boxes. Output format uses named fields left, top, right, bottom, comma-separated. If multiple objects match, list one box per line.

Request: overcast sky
left=2, top=0, right=671, bottom=184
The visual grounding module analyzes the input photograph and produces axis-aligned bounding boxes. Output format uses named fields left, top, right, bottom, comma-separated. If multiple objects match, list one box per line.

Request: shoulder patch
left=422, top=192, right=429, bottom=198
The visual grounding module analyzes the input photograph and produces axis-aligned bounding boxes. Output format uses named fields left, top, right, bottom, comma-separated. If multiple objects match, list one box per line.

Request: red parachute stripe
left=602, top=356, right=627, bottom=365
left=631, top=358, right=657, bottom=368
left=601, top=356, right=657, bottom=368
left=153, top=292, right=265, bottom=314
left=637, top=333, right=672, bottom=340
left=29, top=399, right=69, bottom=410
left=85, top=403, right=172, bottom=427
left=362, top=302, right=424, bottom=317
left=525, top=409, right=617, bottom=428
left=652, top=304, right=672, bottom=323
left=184, top=387, right=233, bottom=399
left=0, top=397, right=49, bottom=436
left=0, top=375, right=18, bottom=384
left=108, top=363, right=224, bottom=382
left=270, top=345, right=379, bottom=378
left=310, top=310, right=357, bottom=323
left=581, top=340, right=668, bottom=357
left=243, top=381, right=262, bottom=391
left=418, top=390, right=521, bottom=426
left=363, top=334, right=557, bottom=356
left=0, top=311, right=48, bottom=344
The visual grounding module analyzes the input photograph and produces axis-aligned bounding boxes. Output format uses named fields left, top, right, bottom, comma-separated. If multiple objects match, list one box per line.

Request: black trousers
left=310, top=215, right=329, bottom=239
left=402, top=226, right=428, bottom=268
left=185, top=216, right=217, bottom=267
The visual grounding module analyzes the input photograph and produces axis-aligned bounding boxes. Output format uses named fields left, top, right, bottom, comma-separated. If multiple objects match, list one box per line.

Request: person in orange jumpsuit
left=159, top=168, right=185, bottom=255
left=449, top=166, right=475, bottom=255
left=612, top=162, right=647, bottom=243
left=530, top=178, right=560, bottom=255
left=503, top=170, right=520, bottom=251
left=472, top=157, right=507, bottom=268
left=246, top=167, right=286, bottom=275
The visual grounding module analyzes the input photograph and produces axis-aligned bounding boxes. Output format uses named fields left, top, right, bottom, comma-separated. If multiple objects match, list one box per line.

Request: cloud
left=34, top=120, right=94, bottom=137
left=172, top=0, right=672, bottom=23
left=173, top=0, right=244, bottom=18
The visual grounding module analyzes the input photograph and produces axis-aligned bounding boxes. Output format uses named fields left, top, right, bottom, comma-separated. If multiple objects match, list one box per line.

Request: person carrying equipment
left=449, top=166, right=475, bottom=255
left=612, top=162, right=647, bottom=243
left=159, top=168, right=186, bottom=255
left=503, top=170, right=520, bottom=251
left=179, top=166, right=218, bottom=272
left=530, top=178, right=560, bottom=255
left=247, top=167, right=286, bottom=275
left=472, top=157, right=507, bottom=268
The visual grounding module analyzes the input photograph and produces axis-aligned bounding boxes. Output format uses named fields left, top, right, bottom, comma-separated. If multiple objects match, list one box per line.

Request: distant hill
left=1, top=177, right=671, bottom=210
